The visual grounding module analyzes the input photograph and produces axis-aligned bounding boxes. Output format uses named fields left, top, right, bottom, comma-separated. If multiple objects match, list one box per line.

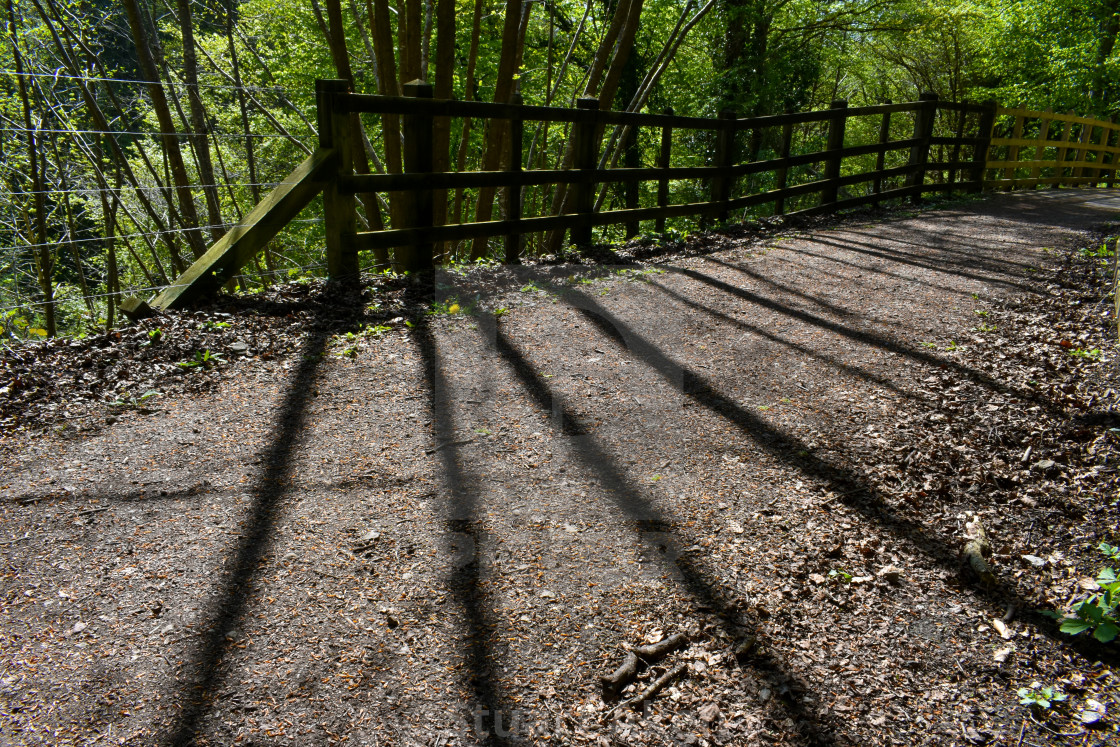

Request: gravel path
left=2, top=190, right=1119, bottom=746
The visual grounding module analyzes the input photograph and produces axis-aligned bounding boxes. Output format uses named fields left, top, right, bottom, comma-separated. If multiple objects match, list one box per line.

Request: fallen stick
left=613, top=663, right=688, bottom=714
left=601, top=632, right=687, bottom=698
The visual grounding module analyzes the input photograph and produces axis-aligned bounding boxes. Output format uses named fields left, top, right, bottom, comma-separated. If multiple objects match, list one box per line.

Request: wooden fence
left=986, top=106, right=1119, bottom=190
left=151, top=81, right=1118, bottom=311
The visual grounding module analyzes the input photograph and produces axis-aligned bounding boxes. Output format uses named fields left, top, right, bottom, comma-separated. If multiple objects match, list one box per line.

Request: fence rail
left=150, top=80, right=1119, bottom=310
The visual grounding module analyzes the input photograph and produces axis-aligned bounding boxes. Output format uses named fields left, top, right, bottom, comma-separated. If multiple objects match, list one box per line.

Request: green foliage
left=1044, top=567, right=1120, bottom=643
left=1017, top=683, right=1069, bottom=710
left=177, top=349, right=223, bottom=369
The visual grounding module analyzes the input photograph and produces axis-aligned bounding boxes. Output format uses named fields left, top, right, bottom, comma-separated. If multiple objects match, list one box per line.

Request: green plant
left=110, top=390, right=162, bottom=408
left=1080, top=242, right=1115, bottom=259
left=493, top=307, right=509, bottom=317
left=973, top=309, right=989, bottom=317
left=178, top=349, right=223, bottom=369
left=946, top=340, right=961, bottom=351
left=1017, top=683, right=1068, bottom=710
left=1044, top=567, right=1120, bottom=642
left=920, top=341, right=937, bottom=348
left=829, top=569, right=853, bottom=583
left=975, top=323, right=998, bottom=333
left=1069, top=347, right=1102, bottom=360
left=146, top=328, right=163, bottom=344
left=1100, top=543, right=1120, bottom=562
left=201, top=320, right=230, bottom=331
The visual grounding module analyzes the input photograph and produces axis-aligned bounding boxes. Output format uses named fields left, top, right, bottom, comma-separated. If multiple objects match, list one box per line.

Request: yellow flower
left=448, top=303, right=460, bottom=314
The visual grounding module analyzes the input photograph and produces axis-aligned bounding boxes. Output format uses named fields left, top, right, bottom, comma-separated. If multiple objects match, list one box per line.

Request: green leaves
left=1046, top=565, right=1120, bottom=643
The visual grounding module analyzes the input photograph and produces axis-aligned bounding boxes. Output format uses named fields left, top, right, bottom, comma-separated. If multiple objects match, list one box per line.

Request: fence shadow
left=485, top=321, right=842, bottom=746
left=552, top=286, right=1118, bottom=667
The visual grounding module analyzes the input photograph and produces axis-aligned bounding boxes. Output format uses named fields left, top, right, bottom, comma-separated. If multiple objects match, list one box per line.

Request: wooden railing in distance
left=326, top=82, right=997, bottom=274
left=985, top=107, right=1119, bottom=190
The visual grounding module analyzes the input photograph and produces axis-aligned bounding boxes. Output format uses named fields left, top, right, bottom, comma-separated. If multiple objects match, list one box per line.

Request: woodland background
left=1, top=0, right=1118, bottom=337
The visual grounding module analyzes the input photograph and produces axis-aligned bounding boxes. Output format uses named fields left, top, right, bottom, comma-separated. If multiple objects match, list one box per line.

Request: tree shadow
left=484, top=320, right=844, bottom=746
left=642, top=276, right=919, bottom=401
left=408, top=302, right=515, bottom=747
left=672, top=262, right=1076, bottom=419
left=550, top=286, right=1117, bottom=667
left=162, top=286, right=365, bottom=747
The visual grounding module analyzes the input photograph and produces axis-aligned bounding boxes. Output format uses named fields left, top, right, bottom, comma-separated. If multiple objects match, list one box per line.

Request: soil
left=2, top=190, right=1120, bottom=747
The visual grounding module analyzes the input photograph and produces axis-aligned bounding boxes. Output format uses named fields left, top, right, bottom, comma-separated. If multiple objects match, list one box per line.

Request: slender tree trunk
left=175, top=0, right=224, bottom=244
left=121, top=0, right=207, bottom=260
left=450, top=0, right=485, bottom=230
left=469, top=0, right=532, bottom=259
left=7, top=0, right=55, bottom=336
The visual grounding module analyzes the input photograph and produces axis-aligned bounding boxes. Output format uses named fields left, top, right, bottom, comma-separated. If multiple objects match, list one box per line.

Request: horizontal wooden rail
left=163, top=81, right=1120, bottom=304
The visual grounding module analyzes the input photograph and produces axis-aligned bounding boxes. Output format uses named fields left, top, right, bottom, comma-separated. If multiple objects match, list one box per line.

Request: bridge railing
left=153, top=82, right=1120, bottom=311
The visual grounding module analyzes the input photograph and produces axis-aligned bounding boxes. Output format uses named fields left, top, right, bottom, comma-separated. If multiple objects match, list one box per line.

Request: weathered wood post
left=570, top=97, right=599, bottom=247
left=655, top=108, right=673, bottom=234
left=711, top=110, right=736, bottom=224
left=318, top=78, right=359, bottom=282
left=774, top=109, right=794, bottom=215
left=905, top=92, right=938, bottom=203
left=822, top=99, right=848, bottom=207
left=970, top=100, right=997, bottom=192
left=401, top=79, right=434, bottom=272
left=873, top=100, right=892, bottom=206
left=504, top=93, right=524, bottom=264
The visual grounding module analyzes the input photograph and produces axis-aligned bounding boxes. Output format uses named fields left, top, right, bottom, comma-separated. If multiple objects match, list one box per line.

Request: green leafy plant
left=178, top=349, right=223, bottom=369
left=1017, top=683, right=1068, bottom=710
left=1100, top=543, right=1120, bottom=562
left=110, top=390, right=162, bottom=408
left=493, top=307, right=509, bottom=317
left=920, top=341, right=937, bottom=348
left=829, top=569, right=853, bottom=583
left=975, top=323, right=998, bottom=333
left=1044, top=567, right=1120, bottom=642
left=1069, top=347, right=1102, bottom=360
left=201, top=320, right=230, bottom=331
left=946, top=340, right=961, bottom=351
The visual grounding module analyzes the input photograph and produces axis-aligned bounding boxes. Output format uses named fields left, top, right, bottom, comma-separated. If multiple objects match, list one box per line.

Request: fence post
left=774, top=109, right=794, bottom=215
left=623, top=123, right=641, bottom=238
left=570, top=97, right=599, bottom=247
left=970, top=100, right=997, bottom=192
left=711, top=110, right=736, bottom=224
left=905, top=92, right=938, bottom=203
left=655, top=108, right=673, bottom=234
left=873, top=100, right=892, bottom=205
left=822, top=99, right=848, bottom=207
left=401, top=79, right=434, bottom=272
left=317, top=78, right=359, bottom=282
left=504, top=93, right=524, bottom=264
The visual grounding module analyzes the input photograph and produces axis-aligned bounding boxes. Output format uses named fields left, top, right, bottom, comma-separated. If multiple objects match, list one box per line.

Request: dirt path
left=2, top=191, right=1119, bottom=746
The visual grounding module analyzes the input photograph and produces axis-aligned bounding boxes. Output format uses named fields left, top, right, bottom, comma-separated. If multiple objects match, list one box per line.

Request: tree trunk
left=121, top=0, right=207, bottom=260
left=469, top=0, right=531, bottom=260
left=7, top=0, right=55, bottom=336
left=176, top=0, right=224, bottom=246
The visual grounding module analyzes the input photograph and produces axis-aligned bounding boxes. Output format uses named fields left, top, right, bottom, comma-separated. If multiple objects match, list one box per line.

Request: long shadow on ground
left=484, top=321, right=843, bottom=745
left=161, top=287, right=364, bottom=746
left=410, top=307, right=516, bottom=747
left=553, top=285, right=1116, bottom=667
